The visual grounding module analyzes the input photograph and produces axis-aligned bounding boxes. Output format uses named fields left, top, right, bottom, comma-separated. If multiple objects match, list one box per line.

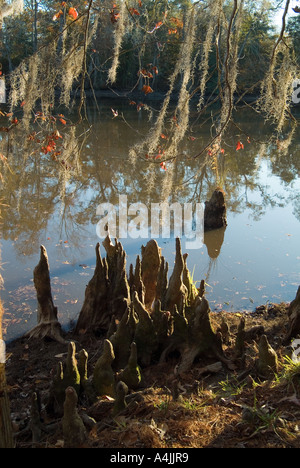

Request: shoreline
left=5, top=299, right=300, bottom=448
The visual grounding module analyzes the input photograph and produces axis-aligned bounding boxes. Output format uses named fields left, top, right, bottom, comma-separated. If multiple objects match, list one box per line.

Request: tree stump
left=204, top=189, right=227, bottom=231
left=26, top=245, right=66, bottom=344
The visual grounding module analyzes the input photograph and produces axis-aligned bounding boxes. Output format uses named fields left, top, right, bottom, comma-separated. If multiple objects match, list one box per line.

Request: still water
left=1, top=98, right=300, bottom=341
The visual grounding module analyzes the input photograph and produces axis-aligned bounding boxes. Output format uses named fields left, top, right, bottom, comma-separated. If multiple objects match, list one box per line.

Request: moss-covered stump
left=92, top=339, right=116, bottom=397
left=62, top=386, right=87, bottom=448
left=117, top=342, right=142, bottom=390
left=108, top=306, right=137, bottom=371
left=256, top=334, right=279, bottom=379
left=46, top=341, right=81, bottom=416
left=132, top=292, right=158, bottom=367
left=112, top=381, right=128, bottom=416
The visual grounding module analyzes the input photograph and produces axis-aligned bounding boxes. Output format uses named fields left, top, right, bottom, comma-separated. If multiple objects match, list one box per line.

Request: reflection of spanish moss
left=203, top=227, right=226, bottom=287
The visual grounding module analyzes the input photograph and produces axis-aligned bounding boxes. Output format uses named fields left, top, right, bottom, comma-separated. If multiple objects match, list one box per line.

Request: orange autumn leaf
left=111, top=12, right=120, bottom=22
left=236, top=141, right=244, bottom=151
left=170, top=17, right=183, bottom=28
left=142, top=85, right=153, bottom=95
left=68, top=7, right=78, bottom=19
left=110, top=6, right=120, bottom=23
left=59, top=117, right=66, bottom=125
left=139, top=68, right=153, bottom=78
left=148, top=21, right=163, bottom=34
left=129, top=7, right=140, bottom=15
left=53, top=9, right=63, bottom=21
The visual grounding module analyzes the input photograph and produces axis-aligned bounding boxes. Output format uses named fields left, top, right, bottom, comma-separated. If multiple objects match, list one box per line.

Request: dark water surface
left=1, top=99, right=299, bottom=341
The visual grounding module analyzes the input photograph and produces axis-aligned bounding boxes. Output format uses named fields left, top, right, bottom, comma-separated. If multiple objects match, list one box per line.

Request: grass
left=280, top=356, right=300, bottom=387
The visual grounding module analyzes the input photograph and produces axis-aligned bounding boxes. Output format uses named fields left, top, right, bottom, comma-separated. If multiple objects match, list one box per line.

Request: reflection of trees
left=0, top=106, right=299, bottom=255
left=1, top=151, right=60, bottom=255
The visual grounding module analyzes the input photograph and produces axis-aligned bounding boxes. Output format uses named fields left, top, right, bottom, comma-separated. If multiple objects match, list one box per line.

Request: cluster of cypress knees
left=23, top=223, right=300, bottom=447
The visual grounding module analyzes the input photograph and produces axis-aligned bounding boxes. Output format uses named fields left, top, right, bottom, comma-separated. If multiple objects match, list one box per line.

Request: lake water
left=1, top=98, right=300, bottom=342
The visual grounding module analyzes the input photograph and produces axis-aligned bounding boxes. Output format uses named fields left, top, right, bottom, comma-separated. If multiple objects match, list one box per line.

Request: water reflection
left=0, top=99, right=299, bottom=340
left=204, top=227, right=226, bottom=260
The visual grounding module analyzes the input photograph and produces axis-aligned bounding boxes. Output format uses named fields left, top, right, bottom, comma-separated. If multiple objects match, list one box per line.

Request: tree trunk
left=283, top=286, right=300, bottom=345
left=0, top=300, right=14, bottom=448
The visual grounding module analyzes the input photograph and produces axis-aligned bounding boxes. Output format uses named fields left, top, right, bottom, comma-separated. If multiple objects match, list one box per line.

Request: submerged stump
left=204, top=189, right=227, bottom=231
